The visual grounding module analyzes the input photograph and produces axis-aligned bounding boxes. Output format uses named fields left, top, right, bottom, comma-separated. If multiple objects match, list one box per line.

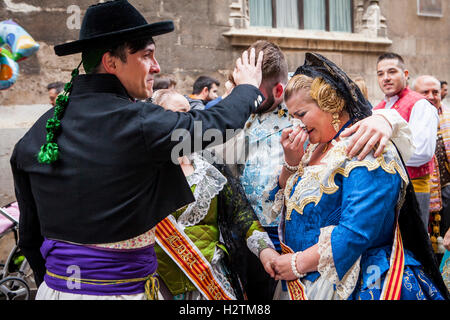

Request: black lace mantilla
left=294, top=52, right=373, bottom=122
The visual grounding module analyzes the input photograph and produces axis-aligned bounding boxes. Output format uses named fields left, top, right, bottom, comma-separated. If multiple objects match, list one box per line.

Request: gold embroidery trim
left=284, top=143, right=408, bottom=220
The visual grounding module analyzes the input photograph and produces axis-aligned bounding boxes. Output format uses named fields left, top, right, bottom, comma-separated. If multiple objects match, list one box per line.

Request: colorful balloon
left=0, top=19, right=39, bottom=62
left=0, top=48, right=19, bottom=90
left=0, top=20, right=39, bottom=90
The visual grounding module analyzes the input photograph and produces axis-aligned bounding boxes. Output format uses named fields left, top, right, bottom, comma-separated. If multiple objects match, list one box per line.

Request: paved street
left=0, top=104, right=49, bottom=291
left=0, top=104, right=50, bottom=207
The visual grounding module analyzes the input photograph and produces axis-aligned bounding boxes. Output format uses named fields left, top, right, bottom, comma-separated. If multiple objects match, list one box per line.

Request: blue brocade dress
left=277, top=138, right=445, bottom=300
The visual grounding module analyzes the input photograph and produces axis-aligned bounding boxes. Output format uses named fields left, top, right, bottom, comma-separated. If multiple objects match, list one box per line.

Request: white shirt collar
left=384, top=95, right=400, bottom=109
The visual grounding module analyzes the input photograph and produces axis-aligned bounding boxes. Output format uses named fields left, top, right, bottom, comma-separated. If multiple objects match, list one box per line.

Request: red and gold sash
left=280, top=241, right=308, bottom=300
left=381, top=221, right=405, bottom=300
left=155, top=215, right=236, bottom=300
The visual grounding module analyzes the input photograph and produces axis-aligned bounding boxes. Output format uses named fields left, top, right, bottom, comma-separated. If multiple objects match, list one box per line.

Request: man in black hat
left=10, top=0, right=265, bottom=300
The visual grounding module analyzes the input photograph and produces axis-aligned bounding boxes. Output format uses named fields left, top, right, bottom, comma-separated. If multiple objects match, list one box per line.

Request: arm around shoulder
left=372, top=108, right=415, bottom=163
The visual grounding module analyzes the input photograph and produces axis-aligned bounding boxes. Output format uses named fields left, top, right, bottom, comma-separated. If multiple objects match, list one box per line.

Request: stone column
left=361, top=0, right=388, bottom=38
left=229, top=0, right=249, bottom=29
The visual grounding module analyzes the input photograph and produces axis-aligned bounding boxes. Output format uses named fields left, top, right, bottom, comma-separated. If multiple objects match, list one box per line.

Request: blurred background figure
left=354, top=76, right=369, bottom=101
left=152, top=88, right=190, bottom=112
left=47, top=82, right=64, bottom=107
left=441, top=81, right=448, bottom=111
left=186, top=76, right=220, bottom=110
left=153, top=77, right=171, bottom=92
left=413, top=75, right=450, bottom=258
left=206, top=78, right=235, bottom=110
left=153, top=75, right=177, bottom=92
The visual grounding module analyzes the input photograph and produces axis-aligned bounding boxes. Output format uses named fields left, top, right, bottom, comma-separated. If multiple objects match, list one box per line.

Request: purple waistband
left=41, top=239, right=158, bottom=296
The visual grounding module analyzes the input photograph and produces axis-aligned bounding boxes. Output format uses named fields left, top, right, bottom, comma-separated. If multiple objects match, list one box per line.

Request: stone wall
left=1, top=0, right=449, bottom=105
left=381, top=0, right=450, bottom=99
left=0, top=0, right=237, bottom=104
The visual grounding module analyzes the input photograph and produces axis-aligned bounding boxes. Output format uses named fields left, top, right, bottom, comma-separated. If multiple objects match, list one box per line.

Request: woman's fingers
left=281, top=128, right=294, bottom=143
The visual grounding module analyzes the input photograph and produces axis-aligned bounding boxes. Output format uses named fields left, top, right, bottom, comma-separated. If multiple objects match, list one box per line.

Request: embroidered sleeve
left=317, top=226, right=361, bottom=300
left=246, top=228, right=275, bottom=258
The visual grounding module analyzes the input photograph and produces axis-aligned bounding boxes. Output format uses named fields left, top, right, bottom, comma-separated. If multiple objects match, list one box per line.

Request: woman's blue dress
left=279, top=138, right=444, bottom=300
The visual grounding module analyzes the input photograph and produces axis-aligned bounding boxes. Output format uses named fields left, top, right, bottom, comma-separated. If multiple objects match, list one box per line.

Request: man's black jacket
left=10, top=74, right=263, bottom=284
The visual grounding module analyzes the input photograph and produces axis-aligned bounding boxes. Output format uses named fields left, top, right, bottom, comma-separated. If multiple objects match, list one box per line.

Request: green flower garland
left=37, top=63, right=81, bottom=164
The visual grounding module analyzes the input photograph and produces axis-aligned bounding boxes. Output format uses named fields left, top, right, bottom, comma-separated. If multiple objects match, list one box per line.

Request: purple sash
left=41, top=239, right=158, bottom=296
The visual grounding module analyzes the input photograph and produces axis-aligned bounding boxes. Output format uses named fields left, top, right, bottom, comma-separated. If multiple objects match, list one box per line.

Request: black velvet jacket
left=11, top=74, right=263, bottom=284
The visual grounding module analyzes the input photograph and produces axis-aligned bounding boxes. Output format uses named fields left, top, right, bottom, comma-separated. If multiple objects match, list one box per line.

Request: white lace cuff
left=247, top=230, right=275, bottom=257
left=317, top=226, right=361, bottom=300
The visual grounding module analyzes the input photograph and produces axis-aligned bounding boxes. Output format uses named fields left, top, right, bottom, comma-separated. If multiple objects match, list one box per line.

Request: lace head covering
left=294, top=52, right=373, bottom=122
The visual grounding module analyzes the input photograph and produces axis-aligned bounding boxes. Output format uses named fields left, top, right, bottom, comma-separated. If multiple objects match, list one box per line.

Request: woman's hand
left=272, top=253, right=298, bottom=281
left=259, top=248, right=280, bottom=278
left=281, top=126, right=308, bottom=167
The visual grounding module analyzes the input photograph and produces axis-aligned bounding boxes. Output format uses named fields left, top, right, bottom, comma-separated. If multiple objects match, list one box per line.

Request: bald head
left=413, top=75, right=441, bottom=108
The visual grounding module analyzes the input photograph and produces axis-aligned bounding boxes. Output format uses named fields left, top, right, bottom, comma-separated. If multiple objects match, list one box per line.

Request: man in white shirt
left=374, top=52, right=439, bottom=230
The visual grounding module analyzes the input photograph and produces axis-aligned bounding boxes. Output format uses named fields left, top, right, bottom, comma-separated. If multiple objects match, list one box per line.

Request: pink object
left=0, top=202, right=20, bottom=234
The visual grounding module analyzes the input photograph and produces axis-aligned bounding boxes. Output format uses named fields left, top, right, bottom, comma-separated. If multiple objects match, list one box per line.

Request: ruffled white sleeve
left=373, top=108, right=415, bottom=163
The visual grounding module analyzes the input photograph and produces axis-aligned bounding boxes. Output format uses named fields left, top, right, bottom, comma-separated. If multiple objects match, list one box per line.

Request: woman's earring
left=332, top=113, right=340, bottom=133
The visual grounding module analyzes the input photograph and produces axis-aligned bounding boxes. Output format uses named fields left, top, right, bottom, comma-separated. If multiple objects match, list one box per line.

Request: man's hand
left=259, top=248, right=280, bottom=278
left=341, top=114, right=393, bottom=160
left=233, top=48, right=263, bottom=89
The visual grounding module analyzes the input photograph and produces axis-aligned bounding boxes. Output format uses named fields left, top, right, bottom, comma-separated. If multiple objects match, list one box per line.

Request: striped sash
left=155, top=215, right=236, bottom=300
left=380, top=220, right=405, bottom=300
left=280, top=241, right=308, bottom=300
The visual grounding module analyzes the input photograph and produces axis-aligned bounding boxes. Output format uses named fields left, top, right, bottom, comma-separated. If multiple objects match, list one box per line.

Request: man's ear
left=102, top=52, right=118, bottom=74
left=273, top=82, right=284, bottom=99
left=404, top=69, right=409, bottom=82
left=200, top=86, right=209, bottom=99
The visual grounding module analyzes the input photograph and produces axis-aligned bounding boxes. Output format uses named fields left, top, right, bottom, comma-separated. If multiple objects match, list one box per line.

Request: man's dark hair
left=248, top=40, right=288, bottom=87
left=441, top=81, right=448, bottom=87
left=377, top=52, right=406, bottom=70
left=47, top=81, right=65, bottom=94
left=192, top=76, right=220, bottom=95
left=153, top=77, right=171, bottom=91
left=87, top=37, right=155, bottom=74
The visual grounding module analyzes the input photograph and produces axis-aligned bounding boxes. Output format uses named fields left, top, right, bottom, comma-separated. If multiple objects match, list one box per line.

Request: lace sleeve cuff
left=317, top=226, right=361, bottom=300
left=246, top=230, right=276, bottom=258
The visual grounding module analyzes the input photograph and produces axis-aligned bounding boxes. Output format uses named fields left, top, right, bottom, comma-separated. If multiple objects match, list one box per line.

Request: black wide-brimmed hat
left=54, top=0, right=174, bottom=56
